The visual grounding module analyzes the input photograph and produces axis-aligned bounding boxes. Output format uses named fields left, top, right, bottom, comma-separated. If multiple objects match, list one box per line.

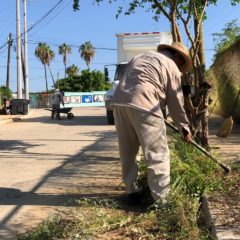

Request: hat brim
left=157, top=44, right=192, bottom=73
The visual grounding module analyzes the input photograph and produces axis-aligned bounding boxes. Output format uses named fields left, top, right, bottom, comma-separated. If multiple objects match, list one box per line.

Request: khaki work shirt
left=52, top=91, right=64, bottom=105
left=112, top=51, right=190, bottom=131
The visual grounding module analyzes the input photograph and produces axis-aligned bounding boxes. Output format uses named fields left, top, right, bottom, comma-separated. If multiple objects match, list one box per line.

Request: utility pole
left=16, top=0, right=22, bottom=99
left=23, top=0, right=29, bottom=100
left=6, top=33, right=13, bottom=90
left=21, top=43, right=26, bottom=90
left=57, top=71, right=60, bottom=89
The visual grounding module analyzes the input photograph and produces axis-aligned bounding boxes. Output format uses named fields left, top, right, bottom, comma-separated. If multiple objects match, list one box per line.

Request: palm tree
left=79, top=41, right=95, bottom=69
left=58, top=43, right=72, bottom=78
left=35, top=42, right=55, bottom=92
left=66, top=64, right=79, bottom=77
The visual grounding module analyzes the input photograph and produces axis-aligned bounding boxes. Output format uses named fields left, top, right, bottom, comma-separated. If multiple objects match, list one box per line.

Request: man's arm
left=59, top=93, right=64, bottom=105
left=166, top=72, right=191, bottom=141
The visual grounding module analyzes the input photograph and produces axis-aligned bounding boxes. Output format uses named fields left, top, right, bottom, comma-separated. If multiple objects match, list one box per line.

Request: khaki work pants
left=51, top=104, right=61, bottom=119
left=113, top=106, right=170, bottom=201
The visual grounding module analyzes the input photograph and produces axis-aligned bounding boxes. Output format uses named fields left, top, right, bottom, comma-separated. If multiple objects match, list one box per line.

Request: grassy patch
left=19, top=133, right=231, bottom=240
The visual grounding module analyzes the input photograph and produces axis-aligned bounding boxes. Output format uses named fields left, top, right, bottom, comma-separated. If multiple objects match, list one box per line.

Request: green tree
left=0, top=85, right=12, bottom=99
left=57, top=69, right=111, bottom=92
left=212, top=19, right=240, bottom=58
left=73, top=0, right=79, bottom=11
left=79, top=41, right=95, bottom=69
left=35, top=42, right=55, bottom=92
left=59, top=43, right=72, bottom=78
left=66, top=64, right=79, bottom=77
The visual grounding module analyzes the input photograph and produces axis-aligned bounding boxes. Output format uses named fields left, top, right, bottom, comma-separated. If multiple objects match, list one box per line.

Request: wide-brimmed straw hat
left=157, top=42, right=192, bottom=73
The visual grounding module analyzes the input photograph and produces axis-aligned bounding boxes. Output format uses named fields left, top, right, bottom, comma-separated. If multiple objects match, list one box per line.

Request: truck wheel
left=107, top=110, right=114, bottom=125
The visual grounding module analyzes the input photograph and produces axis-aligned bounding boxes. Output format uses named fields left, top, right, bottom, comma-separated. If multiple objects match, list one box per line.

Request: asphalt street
left=0, top=107, right=121, bottom=239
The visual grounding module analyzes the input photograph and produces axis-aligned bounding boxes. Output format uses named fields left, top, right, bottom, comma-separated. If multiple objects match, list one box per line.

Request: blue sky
left=0, top=0, right=239, bottom=93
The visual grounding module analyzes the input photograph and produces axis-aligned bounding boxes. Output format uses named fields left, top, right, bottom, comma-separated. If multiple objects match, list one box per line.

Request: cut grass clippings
left=19, top=133, right=230, bottom=240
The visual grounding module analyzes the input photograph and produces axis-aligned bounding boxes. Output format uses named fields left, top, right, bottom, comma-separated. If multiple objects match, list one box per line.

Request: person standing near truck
left=112, top=42, right=192, bottom=205
left=51, top=89, right=64, bottom=120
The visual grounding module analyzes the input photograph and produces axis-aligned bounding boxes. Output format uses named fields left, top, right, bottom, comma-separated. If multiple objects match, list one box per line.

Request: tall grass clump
left=20, top=133, right=225, bottom=240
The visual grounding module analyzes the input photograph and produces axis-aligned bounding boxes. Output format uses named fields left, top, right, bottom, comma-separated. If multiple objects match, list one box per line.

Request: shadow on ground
left=0, top=129, right=122, bottom=229
left=19, top=115, right=111, bottom=126
left=0, top=140, right=41, bottom=153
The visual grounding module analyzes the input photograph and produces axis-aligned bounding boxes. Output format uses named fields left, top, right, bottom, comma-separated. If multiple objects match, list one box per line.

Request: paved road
left=0, top=107, right=121, bottom=239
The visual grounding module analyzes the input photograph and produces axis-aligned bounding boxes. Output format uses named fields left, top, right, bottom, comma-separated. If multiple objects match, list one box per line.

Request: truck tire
left=107, top=110, right=114, bottom=125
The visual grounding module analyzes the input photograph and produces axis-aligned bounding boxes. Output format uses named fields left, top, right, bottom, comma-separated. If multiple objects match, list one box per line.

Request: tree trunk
left=170, top=9, right=182, bottom=42
left=44, top=64, right=48, bottom=93
left=198, top=22, right=205, bottom=71
left=21, top=43, right=26, bottom=93
left=201, top=87, right=210, bottom=148
left=64, top=62, right=66, bottom=79
left=193, top=19, right=210, bottom=148
left=48, top=64, right=55, bottom=87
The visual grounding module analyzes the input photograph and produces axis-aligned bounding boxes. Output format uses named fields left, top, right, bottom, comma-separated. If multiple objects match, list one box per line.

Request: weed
left=20, top=133, right=228, bottom=240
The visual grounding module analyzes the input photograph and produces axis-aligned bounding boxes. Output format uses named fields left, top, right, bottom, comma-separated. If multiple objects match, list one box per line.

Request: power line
left=26, top=0, right=64, bottom=33
left=0, top=0, right=65, bottom=50
left=0, top=0, right=117, bottom=53
left=27, top=39, right=117, bottom=51
left=28, top=0, right=72, bottom=37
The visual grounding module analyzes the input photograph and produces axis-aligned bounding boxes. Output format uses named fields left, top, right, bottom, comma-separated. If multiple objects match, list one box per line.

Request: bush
left=0, top=86, right=12, bottom=99
left=56, top=69, right=111, bottom=92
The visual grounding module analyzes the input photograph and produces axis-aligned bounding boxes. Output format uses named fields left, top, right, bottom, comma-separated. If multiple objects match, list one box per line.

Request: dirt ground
left=207, top=114, right=240, bottom=238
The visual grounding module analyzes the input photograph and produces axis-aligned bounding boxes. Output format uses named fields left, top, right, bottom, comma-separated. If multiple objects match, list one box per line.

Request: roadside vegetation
left=56, top=69, right=111, bottom=92
left=212, top=19, right=240, bottom=60
left=0, top=86, right=12, bottom=107
left=208, top=19, right=240, bottom=121
left=0, top=86, right=12, bottom=99
left=33, top=40, right=112, bottom=93
left=19, top=130, right=236, bottom=240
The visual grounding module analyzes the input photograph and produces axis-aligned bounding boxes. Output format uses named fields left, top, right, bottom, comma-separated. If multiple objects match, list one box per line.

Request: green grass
left=19, top=133, right=229, bottom=240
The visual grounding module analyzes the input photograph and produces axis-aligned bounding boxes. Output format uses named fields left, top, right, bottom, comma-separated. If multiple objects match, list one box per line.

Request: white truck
left=104, top=32, right=172, bottom=124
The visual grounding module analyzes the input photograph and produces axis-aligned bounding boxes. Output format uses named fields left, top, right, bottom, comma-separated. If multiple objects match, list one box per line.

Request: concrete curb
left=0, top=119, right=13, bottom=125
left=0, top=225, right=17, bottom=240
left=201, top=195, right=217, bottom=238
left=201, top=195, right=240, bottom=240
left=0, top=110, right=34, bottom=125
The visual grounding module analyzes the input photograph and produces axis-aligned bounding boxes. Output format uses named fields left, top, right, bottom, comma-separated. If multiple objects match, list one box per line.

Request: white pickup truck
left=104, top=32, right=172, bottom=124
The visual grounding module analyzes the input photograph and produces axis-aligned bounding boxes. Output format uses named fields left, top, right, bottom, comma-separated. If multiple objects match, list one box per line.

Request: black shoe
left=139, top=186, right=155, bottom=207
left=120, top=187, right=155, bottom=206
left=120, top=192, right=142, bottom=205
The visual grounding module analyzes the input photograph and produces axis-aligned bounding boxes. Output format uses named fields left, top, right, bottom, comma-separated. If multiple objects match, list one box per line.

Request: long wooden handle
left=164, top=120, right=231, bottom=173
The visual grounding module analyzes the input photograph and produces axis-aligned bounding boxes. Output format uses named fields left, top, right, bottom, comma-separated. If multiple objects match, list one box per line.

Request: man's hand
left=181, top=127, right=192, bottom=143
left=182, top=133, right=192, bottom=143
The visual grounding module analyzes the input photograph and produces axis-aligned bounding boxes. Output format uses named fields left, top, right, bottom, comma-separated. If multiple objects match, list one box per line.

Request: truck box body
left=104, top=32, right=172, bottom=124
left=116, top=32, right=172, bottom=63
